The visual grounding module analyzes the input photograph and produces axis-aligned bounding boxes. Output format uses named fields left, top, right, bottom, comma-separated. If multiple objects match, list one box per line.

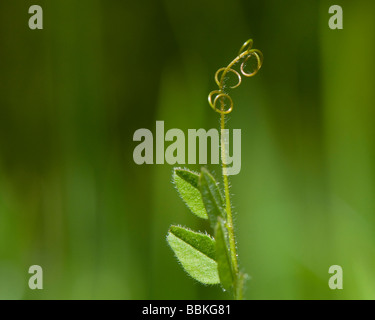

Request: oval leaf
left=167, top=225, right=219, bottom=285
left=199, top=168, right=226, bottom=228
left=215, top=218, right=234, bottom=291
left=173, top=168, right=208, bottom=219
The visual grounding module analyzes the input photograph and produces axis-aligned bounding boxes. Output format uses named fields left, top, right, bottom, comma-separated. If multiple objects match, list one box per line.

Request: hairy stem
left=209, top=39, right=263, bottom=299
left=220, top=109, right=240, bottom=299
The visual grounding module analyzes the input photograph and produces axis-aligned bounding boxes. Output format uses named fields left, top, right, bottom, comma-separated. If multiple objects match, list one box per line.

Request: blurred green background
left=0, top=0, right=374, bottom=299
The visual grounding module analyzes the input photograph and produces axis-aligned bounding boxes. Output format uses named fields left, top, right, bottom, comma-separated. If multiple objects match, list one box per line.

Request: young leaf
left=199, top=167, right=226, bottom=228
left=167, top=225, right=219, bottom=285
left=215, top=218, right=234, bottom=291
left=173, top=168, right=208, bottom=219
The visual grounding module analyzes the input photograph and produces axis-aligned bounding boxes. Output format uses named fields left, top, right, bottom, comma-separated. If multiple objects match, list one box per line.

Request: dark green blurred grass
left=0, top=0, right=374, bottom=299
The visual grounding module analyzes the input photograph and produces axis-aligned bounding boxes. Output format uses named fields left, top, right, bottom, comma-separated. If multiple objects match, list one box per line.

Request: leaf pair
left=167, top=168, right=235, bottom=290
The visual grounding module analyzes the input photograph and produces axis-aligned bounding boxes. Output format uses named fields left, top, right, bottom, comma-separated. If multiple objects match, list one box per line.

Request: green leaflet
left=173, top=168, right=208, bottom=219
left=199, top=168, right=226, bottom=228
left=215, top=218, right=234, bottom=291
left=167, top=225, right=219, bottom=285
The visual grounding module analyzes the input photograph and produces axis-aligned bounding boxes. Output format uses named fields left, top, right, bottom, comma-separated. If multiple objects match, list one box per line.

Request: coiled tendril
left=208, top=39, right=263, bottom=114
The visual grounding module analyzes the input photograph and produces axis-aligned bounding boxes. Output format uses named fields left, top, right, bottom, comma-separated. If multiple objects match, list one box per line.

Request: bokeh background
left=0, top=0, right=374, bottom=300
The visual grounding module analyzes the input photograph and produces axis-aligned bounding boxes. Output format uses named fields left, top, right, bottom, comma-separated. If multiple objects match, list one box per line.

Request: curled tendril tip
left=208, top=39, right=263, bottom=115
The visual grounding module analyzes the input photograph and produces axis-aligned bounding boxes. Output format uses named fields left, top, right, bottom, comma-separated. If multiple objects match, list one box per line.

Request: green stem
left=210, top=39, right=263, bottom=300
left=220, top=111, right=240, bottom=299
